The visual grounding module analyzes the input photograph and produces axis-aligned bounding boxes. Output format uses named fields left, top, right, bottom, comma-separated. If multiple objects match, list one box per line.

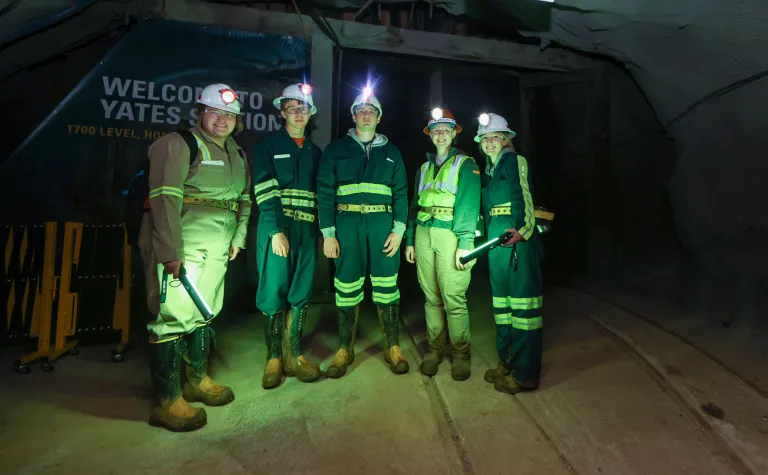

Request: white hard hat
left=197, top=83, right=242, bottom=115
left=272, top=83, right=317, bottom=115
left=350, top=86, right=383, bottom=117
left=474, top=112, right=516, bottom=142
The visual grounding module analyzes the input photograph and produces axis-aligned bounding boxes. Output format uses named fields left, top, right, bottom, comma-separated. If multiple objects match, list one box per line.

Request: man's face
left=281, top=99, right=311, bottom=130
left=352, top=104, right=380, bottom=132
left=201, top=107, right=237, bottom=138
left=429, top=124, right=456, bottom=149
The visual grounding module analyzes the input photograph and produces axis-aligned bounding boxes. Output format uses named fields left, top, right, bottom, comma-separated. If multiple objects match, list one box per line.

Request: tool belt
left=421, top=206, right=454, bottom=216
left=183, top=196, right=239, bottom=212
left=284, top=208, right=316, bottom=222
left=491, top=205, right=555, bottom=221
left=337, top=204, right=392, bottom=213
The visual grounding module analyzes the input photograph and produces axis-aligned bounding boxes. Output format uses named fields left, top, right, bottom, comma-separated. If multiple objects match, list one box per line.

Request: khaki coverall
left=405, top=148, right=481, bottom=358
left=138, top=126, right=251, bottom=342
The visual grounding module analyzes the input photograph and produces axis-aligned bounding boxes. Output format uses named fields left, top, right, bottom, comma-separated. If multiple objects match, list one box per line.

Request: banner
left=0, top=19, right=310, bottom=224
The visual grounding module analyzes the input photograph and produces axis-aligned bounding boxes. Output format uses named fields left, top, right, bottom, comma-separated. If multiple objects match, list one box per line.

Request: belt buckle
left=360, top=204, right=369, bottom=214
left=292, top=210, right=302, bottom=220
left=229, top=202, right=237, bottom=212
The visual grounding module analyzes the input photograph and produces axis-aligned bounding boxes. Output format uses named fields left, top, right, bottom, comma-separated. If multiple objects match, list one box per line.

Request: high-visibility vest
left=415, top=154, right=470, bottom=223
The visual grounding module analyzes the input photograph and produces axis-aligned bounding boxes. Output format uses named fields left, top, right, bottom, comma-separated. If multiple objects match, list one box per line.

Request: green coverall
left=317, top=129, right=409, bottom=375
left=481, top=148, right=543, bottom=386
left=405, top=147, right=481, bottom=360
left=252, top=127, right=323, bottom=385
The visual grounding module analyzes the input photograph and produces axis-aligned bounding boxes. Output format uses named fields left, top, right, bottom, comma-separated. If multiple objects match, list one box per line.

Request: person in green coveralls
left=252, top=83, right=323, bottom=389
left=404, top=108, right=481, bottom=381
left=474, top=112, right=543, bottom=394
left=317, top=86, right=410, bottom=378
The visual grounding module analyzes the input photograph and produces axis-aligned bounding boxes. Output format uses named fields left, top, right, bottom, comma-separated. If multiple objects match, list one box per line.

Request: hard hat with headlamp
left=272, top=83, right=318, bottom=115
left=423, top=107, right=462, bottom=135
left=474, top=112, right=516, bottom=142
left=197, top=83, right=243, bottom=115
left=350, top=85, right=383, bottom=117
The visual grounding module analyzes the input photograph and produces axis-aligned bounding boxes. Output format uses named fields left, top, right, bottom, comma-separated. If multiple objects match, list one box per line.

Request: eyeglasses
left=481, top=135, right=506, bottom=143
left=205, top=109, right=237, bottom=120
left=430, top=128, right=453, bottom=136
left=355, top=108, right=378, bottom=117
left=283, top=106, right=311, bottom=115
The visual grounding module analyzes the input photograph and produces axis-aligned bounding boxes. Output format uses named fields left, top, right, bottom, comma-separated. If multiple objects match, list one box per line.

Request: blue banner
left=0, top=19, right=310, bottom=224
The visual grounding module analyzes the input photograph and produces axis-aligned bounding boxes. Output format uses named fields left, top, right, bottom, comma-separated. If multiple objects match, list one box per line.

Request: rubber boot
left=181, top=325, right=235, bottom=406
left=283, top=306, right=321, bottom=382
left=262, top=311, right=284, bottom=389
left=327, top=306, right=359, bottom=379
left=377, top=305, right=409, bottom=374
left=451, top=353, right=471, bottom=381
left=484, top=362, right=510, bottom=383
left=419, top=350, right=443, bottom=377
left=494, top=374, right=539, bottom=395
left=420, top=327, right=445, bottom=376
left=149, top=337, right=207, bottom=432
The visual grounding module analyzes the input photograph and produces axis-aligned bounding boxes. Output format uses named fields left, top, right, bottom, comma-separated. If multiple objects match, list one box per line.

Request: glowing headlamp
left=478, top=113, right=491, bottom=127
left=431, top=108, right=444, bottom=120
left=300, top=83, right=313, bottom=95
left=220, top=89, right=237, bottom=104
left=362, top=85, right=374, bottom=98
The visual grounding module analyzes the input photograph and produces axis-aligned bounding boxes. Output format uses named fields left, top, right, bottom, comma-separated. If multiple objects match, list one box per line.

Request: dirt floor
left=1, top=264, right=767, bottom=475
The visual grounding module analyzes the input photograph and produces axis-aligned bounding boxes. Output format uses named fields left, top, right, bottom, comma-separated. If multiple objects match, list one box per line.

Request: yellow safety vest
left=416, top=154, right=470, bottom=223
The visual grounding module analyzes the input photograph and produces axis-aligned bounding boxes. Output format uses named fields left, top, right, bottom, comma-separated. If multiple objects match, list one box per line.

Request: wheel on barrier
left=13, top=360, right=31, bottom=374
left=42, top=362, right=54, bottom=372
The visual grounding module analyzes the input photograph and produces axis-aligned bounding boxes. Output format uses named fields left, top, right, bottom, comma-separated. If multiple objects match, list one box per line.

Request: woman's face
left=480, top=132, right=507, bottom=158
left=430, top=124, right=456, bottom=149
left=200, top=106, right=237, bottom=138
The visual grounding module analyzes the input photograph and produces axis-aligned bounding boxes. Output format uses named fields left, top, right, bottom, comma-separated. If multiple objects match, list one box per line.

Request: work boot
left=378, top=305, right=409, bottom=374
left=283, top=306, right=321, bottom=382
left=419, top=350, right=443, bottom=377
left=451, top=353, right=471, bottom=381
left=484, top=362, right=510, bottom=383
left=494, top=374, right=539, bottom=395
left=262, top=311, right=284, bottom=389
left=182, top=325, right=235, bottom=406
left=327, top=306, right=359, bottom=379
left=149, top=337, right=207, bottom=432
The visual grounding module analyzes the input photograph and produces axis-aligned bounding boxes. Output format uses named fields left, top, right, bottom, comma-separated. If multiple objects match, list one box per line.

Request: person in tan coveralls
left=138, top=83, right=251, bottom=432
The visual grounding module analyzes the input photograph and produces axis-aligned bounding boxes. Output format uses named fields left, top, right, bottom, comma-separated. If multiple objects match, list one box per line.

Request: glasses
left=430, top=129, right=453, bottom=136
left=355, top=108, right=378, bottom=117
left=481, top=135, right=506, bottom=143
left=283, top=106, right=311, bottom=115
left=205, top=109, right=237, bottom=120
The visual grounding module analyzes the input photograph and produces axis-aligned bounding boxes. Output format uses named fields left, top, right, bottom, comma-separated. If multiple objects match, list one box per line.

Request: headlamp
left=300, top=83, right=313, bottom=95
left=220, top=89, right=237, bottom=104
left=478, top=113, right=491, bottom=127
left=362, top=85, right=374, bottom=98
left=431, top=108, right=444, bottom=120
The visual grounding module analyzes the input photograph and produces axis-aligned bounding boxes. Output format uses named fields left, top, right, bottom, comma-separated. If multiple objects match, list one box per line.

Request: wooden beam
left=160, top=1, right=595, bottom=72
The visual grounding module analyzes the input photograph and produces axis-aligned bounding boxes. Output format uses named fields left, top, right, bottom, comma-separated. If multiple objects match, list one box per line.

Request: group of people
left=138, top=82, right=544, bottom=432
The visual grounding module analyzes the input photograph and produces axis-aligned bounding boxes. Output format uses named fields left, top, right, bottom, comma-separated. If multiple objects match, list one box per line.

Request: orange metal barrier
left=2, top=222, right=134, bottom=373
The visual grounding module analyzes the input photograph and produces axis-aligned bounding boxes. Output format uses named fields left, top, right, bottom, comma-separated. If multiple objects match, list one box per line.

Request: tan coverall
left=138, top=126, right=251, bottom=342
